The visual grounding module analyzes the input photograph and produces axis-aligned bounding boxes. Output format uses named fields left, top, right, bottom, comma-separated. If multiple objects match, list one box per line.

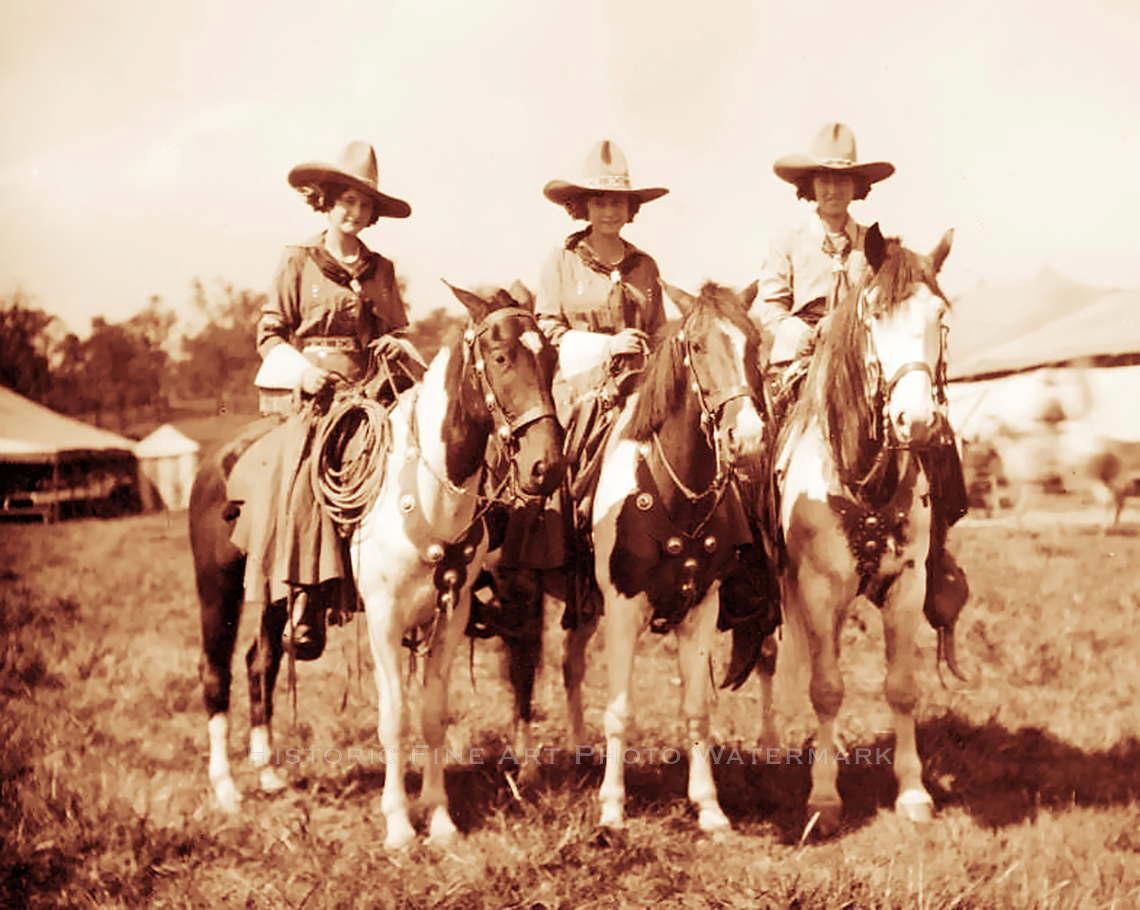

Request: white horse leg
left=207, top=713, right=241, bottom=813
left=249, top=724, right=286, bottom=793
left=421, top=600, right=469, bottom=845
left=598, top=596, right=640, bottom=829
left=676, top=593, right=730, bottom=833
left=882, top=567, right=934, bottom=823
left=563, top=611, right=597, bottom=750
left=369, top=615, right=415, bottom=850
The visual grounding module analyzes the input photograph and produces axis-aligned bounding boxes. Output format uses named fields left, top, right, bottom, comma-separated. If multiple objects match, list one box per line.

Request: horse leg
left=496, top=567, right=543, bottom=777
left=598, top=593, right=640, bottom=829
left=881, top=567, right=934, bottom=823
left=755, top=635, right=779, bottom=749
left=676, top=592, right=730, bottom=833
left=563, top=607, right=598, bottom=751
left=365, top=606, right=415, bottom=850
left=245, top=596, right=288, bottom=793
left=420, top=598, right=471, bottom=845
left=793, top=568, right=850, bottom=837
left=199, top=562, right=244, bottom=813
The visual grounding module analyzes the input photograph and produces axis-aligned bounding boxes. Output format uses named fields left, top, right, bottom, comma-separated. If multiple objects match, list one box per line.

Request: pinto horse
left=189, top=285, right=563, bottom=848
left=743, top=225, right=955, bottom=836
left=557, top=282, right=769, bottom=832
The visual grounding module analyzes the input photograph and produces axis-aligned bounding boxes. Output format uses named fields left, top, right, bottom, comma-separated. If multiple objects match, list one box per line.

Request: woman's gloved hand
left=299, top=365, right=335, bottom=396
left=606, top=328, right=650, bottom=358
left=369, top=334, right=405, bottom=361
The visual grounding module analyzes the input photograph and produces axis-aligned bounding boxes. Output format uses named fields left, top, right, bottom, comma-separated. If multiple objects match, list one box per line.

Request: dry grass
left=2, top=509, right=1139, bottom=908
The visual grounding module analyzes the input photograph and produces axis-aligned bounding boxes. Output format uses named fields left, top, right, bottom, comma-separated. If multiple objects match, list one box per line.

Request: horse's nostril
left=532, top=460, right=547, bottom=480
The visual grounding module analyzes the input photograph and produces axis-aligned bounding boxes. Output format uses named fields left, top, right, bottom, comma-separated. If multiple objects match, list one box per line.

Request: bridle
left=845, top=285, right=951, bottom=491
left=649, top=315, right=766, bottom=507
left=462, top=306, right=558, bottom=457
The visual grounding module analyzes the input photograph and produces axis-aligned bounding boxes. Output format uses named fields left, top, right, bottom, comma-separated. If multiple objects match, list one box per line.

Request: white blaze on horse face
left=723, top=321, right=765, bottom=457
left=520, top=330, right=544, bottom=356
left=867, top=285, right=944, bottom=445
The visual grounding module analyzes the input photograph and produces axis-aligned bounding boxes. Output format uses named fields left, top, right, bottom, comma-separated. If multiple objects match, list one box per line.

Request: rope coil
left=311, top=393, right=392, bottom=537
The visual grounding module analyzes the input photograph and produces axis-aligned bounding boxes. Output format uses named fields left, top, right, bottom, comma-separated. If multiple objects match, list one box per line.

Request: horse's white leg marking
left=598, top=590, right=640, bottom=830
left=249, top=724, right=286, bottom=793
left=367, top=606, right=415, bottom=850
left=207, top=713, right=240, bottom=813
left=563, top=611, right=596, bottom=749
left=881, top=550, right=934, bottom=823
left=421, top=593, right=471, bottom=845
left=677, top=589, right=730, bottom=833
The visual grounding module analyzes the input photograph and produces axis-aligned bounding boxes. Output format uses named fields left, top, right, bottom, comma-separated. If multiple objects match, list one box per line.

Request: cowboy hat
left=288, top=140, right=411, bottom=219
left=773, top=123, right=895, bottom=187
left=543, top=139, right=669, bottom=206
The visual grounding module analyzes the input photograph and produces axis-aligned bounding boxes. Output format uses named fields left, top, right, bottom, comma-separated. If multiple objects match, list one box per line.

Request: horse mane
left=626, top=282, right=763, bottom=441
left=790, top=239, right=940, bottom=482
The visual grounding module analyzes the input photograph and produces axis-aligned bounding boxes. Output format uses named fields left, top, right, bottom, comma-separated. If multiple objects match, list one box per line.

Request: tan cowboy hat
left=773, top=123, right=895, bottom=186
left=543, top=139, right=669, bottom=206
left=288, top=140, right=411, bottom=219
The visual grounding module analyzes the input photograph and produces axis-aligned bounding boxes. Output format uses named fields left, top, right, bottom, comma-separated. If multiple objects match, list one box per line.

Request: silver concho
left=635, top=492, right=654, bottom=511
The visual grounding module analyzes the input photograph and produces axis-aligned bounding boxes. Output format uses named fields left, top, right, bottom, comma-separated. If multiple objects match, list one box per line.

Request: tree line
left=1, top=283, right=464, bottom=430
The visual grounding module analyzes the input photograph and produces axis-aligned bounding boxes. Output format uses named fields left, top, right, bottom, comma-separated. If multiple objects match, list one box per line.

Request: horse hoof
left=384, top=819, right=417, bottom=851
left=258, top=766, right=288, bottom=793
left=698, top=807, right=731, bottom=834
left=805, top=801, right=843, bottom=839
left=895, top=790, right=934, bottom=824
left=213, top=777, right=242, bottom=814
left=426, top=808, right=459, bottom=845
left=599, top=804, right=625, bottom=830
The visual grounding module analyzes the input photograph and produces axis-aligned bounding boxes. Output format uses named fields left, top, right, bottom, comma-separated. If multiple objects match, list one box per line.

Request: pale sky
left=2, top=0, right=1138, bottom=337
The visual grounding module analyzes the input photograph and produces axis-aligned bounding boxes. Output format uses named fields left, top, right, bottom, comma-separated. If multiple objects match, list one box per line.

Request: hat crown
left=808, top=122, right=859, bottom=166
left=578, top=139, right=633, bottom=190
left=336, top=141, right=379, bottom=189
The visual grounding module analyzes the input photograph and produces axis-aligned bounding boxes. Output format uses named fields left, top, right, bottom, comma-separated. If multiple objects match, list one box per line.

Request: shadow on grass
left=301, top=714, right=1140, bottom=843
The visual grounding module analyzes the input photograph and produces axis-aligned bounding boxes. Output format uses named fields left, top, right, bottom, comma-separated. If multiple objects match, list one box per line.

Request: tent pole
left=51, top=454, right=60, bottom=524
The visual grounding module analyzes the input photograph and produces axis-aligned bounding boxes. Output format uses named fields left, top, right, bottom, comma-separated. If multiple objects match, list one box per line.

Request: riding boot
left=283, top=586, right=327, bottom=661
left=921, top=441, right=970, bottom=634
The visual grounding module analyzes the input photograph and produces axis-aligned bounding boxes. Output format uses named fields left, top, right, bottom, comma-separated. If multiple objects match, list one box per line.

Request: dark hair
left=563, top=192, right=642, bottom=223
left=297, top=181, right=380, bottom=227
left=794, top=171, right=872, bottom=202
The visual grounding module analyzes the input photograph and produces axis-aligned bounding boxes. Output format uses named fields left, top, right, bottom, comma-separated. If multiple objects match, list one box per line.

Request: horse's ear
left=865, top=223, right=887, bottom=272
left=661, top=279, right=695, bottom=316
left=930, top=229, right=954, bottom=274
left=491, top=289, right=518, bottom=311
left=443, top=280, right=490, bottom=322
left=740, top=279, right=759, bottom=310
left=507, top=280, right=535, bottom=311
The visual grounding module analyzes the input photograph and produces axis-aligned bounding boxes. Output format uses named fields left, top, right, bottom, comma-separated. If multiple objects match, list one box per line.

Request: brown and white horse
left=189, top=285, right=563, bottom=848
left=562, top=283, right=769, bottom=832
left=748, top=225, right=955, bottom=835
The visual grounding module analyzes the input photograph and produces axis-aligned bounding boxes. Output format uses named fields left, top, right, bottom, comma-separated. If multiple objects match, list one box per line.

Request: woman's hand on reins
left=369, top=334, right=405, bottom=361
left=299, top=365, right=336, bottom=396
left=607, top=328, right=649, bottom=358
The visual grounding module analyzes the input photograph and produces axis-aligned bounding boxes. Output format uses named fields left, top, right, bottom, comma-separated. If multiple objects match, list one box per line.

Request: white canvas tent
left=0, top=386, right=138, bottom=521
left=134, top=423, right=200, bottom=511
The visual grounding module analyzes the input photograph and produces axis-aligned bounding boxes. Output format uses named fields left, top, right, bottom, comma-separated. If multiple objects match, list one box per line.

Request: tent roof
left=134, top=423, right=200, bottom=458
left=952, top=289, right=1140, bottom=379
left=948, top=270, right=1139, bottom=379
left=0, top=386, right=135, bottom=462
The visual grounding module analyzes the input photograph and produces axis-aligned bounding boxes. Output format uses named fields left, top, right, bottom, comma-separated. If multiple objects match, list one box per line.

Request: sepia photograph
left=2, top=1, right=1138, bottom=906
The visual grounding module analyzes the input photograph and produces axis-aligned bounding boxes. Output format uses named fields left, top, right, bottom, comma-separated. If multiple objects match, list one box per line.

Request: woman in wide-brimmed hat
left=486, top=139, right=670, bottom=629
left=757, top=122, right=895, bottom=363
left=755, top=122, right=969, bottom=646
left=237, top=140, right=419, bottom=661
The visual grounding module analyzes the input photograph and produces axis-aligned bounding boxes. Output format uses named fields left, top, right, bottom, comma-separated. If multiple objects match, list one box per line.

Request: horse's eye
left=491, top=351, right=509, bottom=367
left=690, top=342, right=703, bottom=354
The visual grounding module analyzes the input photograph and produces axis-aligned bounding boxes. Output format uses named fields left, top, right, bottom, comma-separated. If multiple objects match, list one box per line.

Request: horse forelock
left=626, top=322, right=686, bottom=440
left=866, top=241, right=946, bottom=314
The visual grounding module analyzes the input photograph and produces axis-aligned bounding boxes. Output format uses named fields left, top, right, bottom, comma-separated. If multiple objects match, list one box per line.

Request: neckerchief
left=565, top=229, right=650, bottom=331
left=307, top=239, right=378, bottom=298
left=821, top=227, right=853, bottom=314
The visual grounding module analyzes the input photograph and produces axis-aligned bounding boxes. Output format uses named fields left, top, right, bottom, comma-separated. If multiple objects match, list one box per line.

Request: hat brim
left=773, top=154, right=895, bottom=186
left=288, top=163, right=412, bottom=219
left=543, top=179, right=670, bottom=207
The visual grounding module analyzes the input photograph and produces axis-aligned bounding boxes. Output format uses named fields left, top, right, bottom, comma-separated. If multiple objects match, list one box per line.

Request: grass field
left=2, top=508, right=1139, bottom=908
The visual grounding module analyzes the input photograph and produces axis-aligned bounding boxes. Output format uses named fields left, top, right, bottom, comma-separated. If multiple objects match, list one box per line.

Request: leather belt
left=302, top=336, right=360, bottom=352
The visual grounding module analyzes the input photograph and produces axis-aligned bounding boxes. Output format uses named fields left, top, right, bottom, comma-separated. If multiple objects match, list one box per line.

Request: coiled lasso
left=311, top=391, right=392, bottom=538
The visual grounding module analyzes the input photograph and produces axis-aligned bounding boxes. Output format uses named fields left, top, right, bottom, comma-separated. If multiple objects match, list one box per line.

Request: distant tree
left=0, top=291, right=55, bottom=401
left=405, top=307, right=465, bottom=361
left=174, top=280, right=263, bottom=412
